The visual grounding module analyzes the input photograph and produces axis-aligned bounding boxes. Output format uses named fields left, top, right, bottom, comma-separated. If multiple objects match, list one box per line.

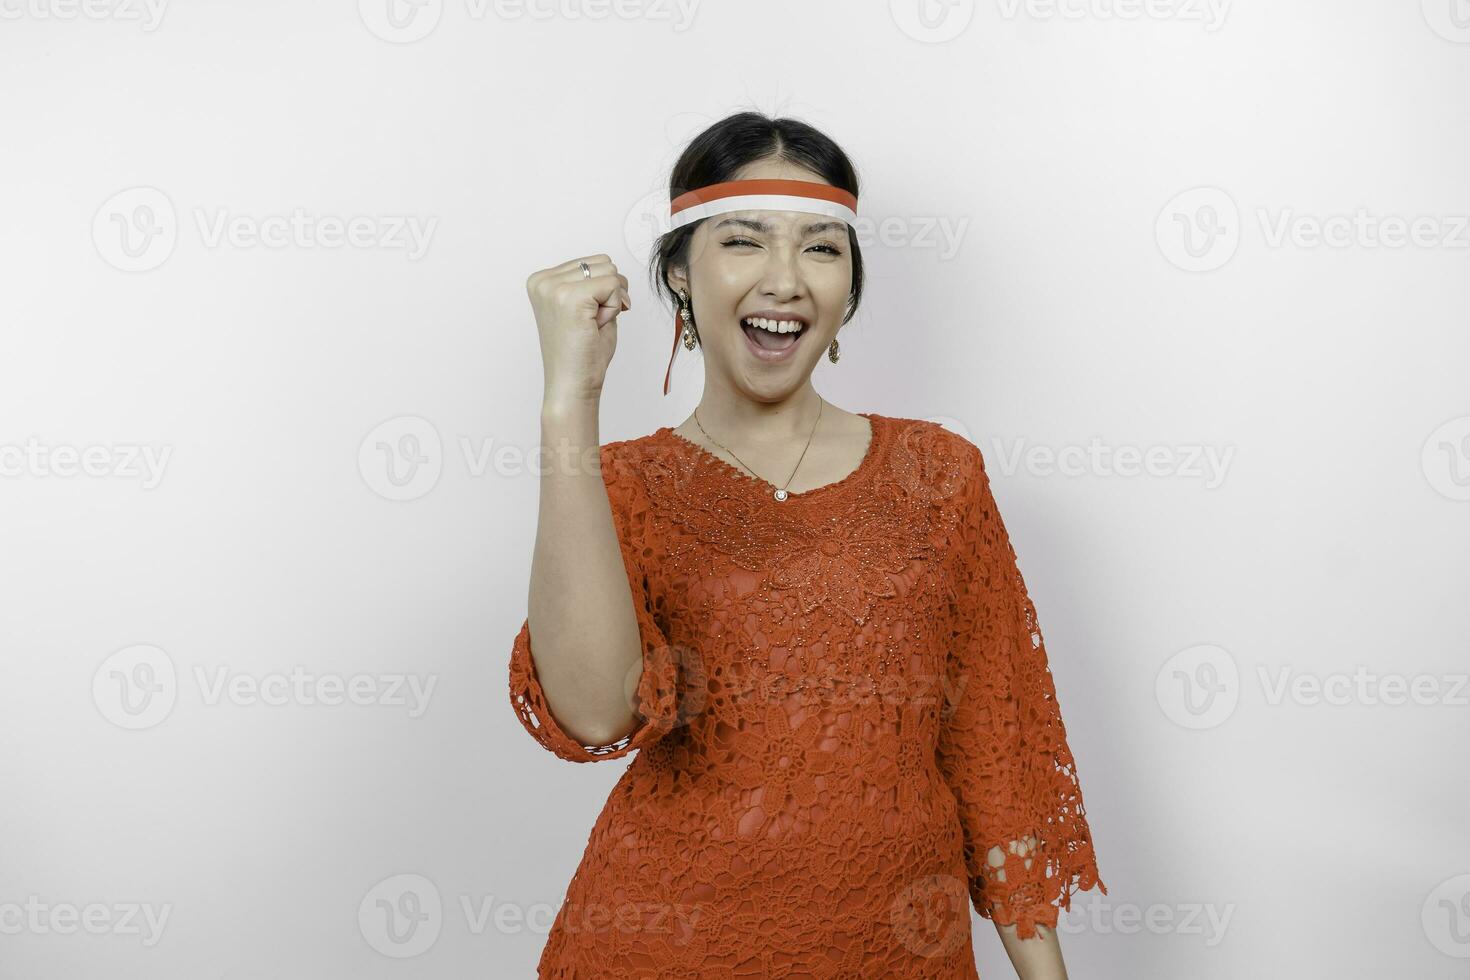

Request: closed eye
left=722, top=237, right=843, bottom=255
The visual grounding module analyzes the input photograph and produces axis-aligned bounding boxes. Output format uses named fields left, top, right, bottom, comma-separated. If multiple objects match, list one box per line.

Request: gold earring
left=827, top=337, right=840, bottom=363
left=678, top=290, right=697, bottom=349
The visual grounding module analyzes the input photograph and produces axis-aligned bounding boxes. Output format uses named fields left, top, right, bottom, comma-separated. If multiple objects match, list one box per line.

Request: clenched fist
left=525, top=253, right=632, bottom=407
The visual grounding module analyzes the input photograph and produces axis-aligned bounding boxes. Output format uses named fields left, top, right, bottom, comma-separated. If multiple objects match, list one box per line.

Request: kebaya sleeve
left=507, top=445, right=681, bottom=764
left=934, top=437, right=1107, bottom=939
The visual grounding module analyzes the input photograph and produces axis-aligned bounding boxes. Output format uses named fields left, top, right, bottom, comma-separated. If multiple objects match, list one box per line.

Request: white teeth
left=743, top=316, right=804, bottom=334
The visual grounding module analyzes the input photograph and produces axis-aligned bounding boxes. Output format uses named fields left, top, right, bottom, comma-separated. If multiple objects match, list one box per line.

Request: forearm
left=995, top=920, right=1068, bottom=980
left=523, top=396, right=644, bottom=746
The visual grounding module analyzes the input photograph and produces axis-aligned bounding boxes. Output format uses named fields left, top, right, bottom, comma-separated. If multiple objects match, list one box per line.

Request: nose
left=756, top=241, right=804, bottom=300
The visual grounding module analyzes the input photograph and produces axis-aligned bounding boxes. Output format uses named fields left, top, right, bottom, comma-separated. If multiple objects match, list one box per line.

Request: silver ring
left=578, top=261, right=591, bottom=279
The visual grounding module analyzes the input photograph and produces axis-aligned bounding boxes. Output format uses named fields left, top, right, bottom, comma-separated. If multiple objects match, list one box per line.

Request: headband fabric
left=662, top=178, right=859, bottom=396
left=668, top=178, right=859, bottom=231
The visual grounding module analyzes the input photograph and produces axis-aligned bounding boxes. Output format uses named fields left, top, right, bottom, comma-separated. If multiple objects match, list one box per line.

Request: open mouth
left=740, top=315, right=807, bottom=357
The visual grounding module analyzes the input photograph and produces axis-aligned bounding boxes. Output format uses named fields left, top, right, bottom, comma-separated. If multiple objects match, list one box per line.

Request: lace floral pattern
left=508, top=413, right=1106, bottom=977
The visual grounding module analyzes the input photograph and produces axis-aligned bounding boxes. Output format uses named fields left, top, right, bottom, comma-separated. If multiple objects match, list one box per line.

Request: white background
left=2, top=0, right=1468, bottom=977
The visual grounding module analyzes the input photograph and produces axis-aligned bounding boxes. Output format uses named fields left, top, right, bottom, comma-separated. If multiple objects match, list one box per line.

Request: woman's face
left=668, top=158, right=853, bottom=401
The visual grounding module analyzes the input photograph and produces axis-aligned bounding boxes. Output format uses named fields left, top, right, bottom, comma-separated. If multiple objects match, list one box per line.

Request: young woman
left=510, top=111, right=1106, bottom=979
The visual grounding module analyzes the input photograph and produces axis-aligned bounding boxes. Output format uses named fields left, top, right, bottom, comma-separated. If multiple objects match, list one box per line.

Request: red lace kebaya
left=509, top=412, right=1106, bottom=978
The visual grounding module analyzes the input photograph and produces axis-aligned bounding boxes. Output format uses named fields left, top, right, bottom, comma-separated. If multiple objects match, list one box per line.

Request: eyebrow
left=712, top=216, right=845, bottom=237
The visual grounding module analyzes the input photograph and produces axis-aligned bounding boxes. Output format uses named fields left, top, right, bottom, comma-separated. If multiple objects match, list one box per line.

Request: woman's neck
left=684, top=385, right=827, bottom=447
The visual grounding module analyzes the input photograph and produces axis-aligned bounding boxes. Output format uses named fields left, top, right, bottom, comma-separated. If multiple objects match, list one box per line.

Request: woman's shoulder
left=594, top=426, right=677, bottom=473
left=872, top=412, right=986, bottom=474
left=592, top=431, right=660, bottom=484
left=591, top=427, right=693, bottom=508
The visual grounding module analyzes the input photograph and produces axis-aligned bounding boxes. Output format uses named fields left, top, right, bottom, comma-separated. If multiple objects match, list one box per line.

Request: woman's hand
left=525, top=253, right=632, bottom=410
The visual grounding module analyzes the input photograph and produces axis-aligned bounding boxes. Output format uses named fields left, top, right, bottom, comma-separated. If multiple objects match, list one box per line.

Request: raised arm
left=507, top=254, right=676, bottom=762
left=523, top=399, right=647, bottom=747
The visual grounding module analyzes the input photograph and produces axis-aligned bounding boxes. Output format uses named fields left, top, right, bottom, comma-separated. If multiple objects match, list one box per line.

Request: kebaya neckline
left=656, top=412, right=883, bottom=500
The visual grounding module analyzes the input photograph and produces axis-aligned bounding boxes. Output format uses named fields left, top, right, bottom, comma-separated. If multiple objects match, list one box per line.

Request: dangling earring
left=827, top=337, right=840, bottom=363
left=678, top=289, right=697, bottom=349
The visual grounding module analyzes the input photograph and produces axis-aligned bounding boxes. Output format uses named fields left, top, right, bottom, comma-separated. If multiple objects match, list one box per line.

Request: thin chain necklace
left=692, top=396, right=824, bottom=502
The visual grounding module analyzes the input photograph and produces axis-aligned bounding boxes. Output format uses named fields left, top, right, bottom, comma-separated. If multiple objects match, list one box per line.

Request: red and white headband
left=663, top=178, right=859, bottom=396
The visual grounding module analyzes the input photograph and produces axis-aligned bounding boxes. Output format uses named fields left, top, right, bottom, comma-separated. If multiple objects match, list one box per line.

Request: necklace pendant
left=774, top=488, right=789, bottom=502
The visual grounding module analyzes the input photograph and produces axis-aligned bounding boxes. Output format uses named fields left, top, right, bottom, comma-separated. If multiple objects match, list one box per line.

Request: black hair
left=648, top=111, right=865, bottom=344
